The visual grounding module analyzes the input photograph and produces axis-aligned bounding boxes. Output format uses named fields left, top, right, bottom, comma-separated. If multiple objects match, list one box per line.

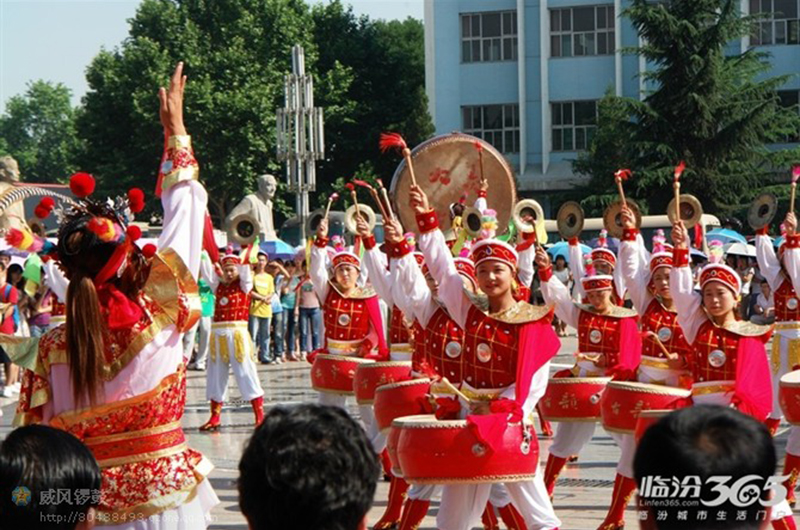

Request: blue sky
left=0, top=0, right=423, bottom=112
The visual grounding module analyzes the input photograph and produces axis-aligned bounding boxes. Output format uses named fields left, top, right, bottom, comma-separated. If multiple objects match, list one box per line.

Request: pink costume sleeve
left=733, top=336, right=773, bottom=420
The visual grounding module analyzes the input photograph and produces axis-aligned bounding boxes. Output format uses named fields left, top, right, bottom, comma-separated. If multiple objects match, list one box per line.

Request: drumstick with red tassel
left=614, top=169, right=632, bottom=208
left=474, top=141, right=487, bottom=190
left=674, top=161, right=686, bottom=222
left=791, top=165, right=800, bottom=214
left=346, top=183, right=362, bottom=222
left=353, top=179, right=388, bottom=219
left=642, top=331, right=679, bottom=361
left=376, top=178, right=395, bottom=220
left=380, top=132, right=417, bottom=187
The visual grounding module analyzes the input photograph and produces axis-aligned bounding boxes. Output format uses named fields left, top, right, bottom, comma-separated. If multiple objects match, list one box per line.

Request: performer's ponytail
left=65, top=274, right=104, bottom=406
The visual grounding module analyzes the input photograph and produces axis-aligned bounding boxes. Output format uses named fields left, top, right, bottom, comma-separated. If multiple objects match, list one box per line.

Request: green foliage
left=0, top=80, right=83, bottom=182
left=575, top=0, right=800, bottom=218
left=62, top=0, right=432, bottom=226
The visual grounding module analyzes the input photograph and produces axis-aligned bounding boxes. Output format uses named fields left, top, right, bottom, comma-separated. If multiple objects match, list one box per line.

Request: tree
left=0, top=80, right=83, bottom=182
left=574, top=0, right=800, bottom=218
left=74, top=0, right=433, bottom=226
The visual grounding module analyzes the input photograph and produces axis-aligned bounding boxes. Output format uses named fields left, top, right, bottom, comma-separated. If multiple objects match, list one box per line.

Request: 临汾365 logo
left=640, top=475, right=791, bottom=507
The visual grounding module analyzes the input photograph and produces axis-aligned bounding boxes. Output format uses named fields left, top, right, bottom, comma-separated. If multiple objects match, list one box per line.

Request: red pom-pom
left=142, top=244, right=157, bottom=259
left=87, top=217, right=112, bottom=238
left=40, top=197, right=55, bottom=209
left=126, top=225, right=142, bottom=242
left=70, top=172, right=96, bottom=198
left=34, top=205, right=51, bottom=219
left=5, top=228, right=24, bottom=247
left=127, top=188, right=145, bottom=213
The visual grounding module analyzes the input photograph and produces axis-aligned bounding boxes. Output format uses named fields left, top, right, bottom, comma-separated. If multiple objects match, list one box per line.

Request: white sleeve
left=569, top=241, right=586, bottom=300
left=517, top=244, right=535, bottom=289
left=670, top=263, right=706, bottom=344
left=475, top=196, right=488, bottom=213
left=199, top=252, right=219, bottom=292
left=310, top=244, right=330, bottom=302
left=418, top=228, right=470, bottom=328
left=239, top=263, right=253, bottom=293
left=43, top=259, right=68, bottom=303
left=394, top=252, right=436, bottom=326
left=499, top=362, right=550, bottom=419
left=364, top=248, right=393, bottom=304
left=755, top=234, right=783, bottom=292
left=157, top=179, right=208, bottom=281
left=620, top=237, right=654, bottom=313
left=540, top=275, right=580, bottom=329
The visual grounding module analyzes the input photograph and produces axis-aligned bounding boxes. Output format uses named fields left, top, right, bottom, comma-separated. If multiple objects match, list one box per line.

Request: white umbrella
left=724, top=242, right=756, bottom=257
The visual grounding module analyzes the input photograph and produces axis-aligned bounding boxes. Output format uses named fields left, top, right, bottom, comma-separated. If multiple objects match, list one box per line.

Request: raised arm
left=410, top=186, right=471, bottom=328
left=755, top=232, right=784, bottom=292
left=393, top=242, right=436, bottom=326
left=43, top=259, right=68, bottom=303
left=310, top=219, right=331, bottom=302
left=156, top=62, right=207, bottom=280
left=669, top=223, right=706, bottom=344
left=239, top=260, right=254, bottom=294
left=569, top=238, right=587, bottom=300
left=536, top=248, right=581, bottom=329
left=199, top=250, right=219, bottom=292
left=619, top=228, right=653, bottom=313
left=358, top=215, right=394, bottom=304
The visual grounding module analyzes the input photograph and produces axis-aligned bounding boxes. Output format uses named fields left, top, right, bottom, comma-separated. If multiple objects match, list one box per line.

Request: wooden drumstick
left=614, top=169, right=631, bottom=208
left=354, top=179, right=388, bottom=219
left=790, top=163, right=799, bottom=214
left=644, top=331, right=679, bottom=361
left=324, top=192, right=339, bottom=221
left=792, top=183, right=797, bottom=215
left=576, top=352, right=601, bottom=364
left=674, top=161, right=685, bottom=223
left=441, top=377, right=472, bottom=403
left=376, top=178, right=395, bottom=220
left=345, top=183, right=361, bottom=221
left=379, top=133, right=417, bottom=187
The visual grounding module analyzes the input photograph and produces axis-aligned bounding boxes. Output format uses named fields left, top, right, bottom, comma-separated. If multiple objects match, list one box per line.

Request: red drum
left=353, top=361, right=413, bottom=405
left=394, top=414, right=538, bottom=484
left=601, top=381, right=692, bottom=434
left=311, top=355, right=375, bottom=395
left=539, top=377, right=612, bottom=422
left=374, top=378, right=432, bottom=432
left=779, top=370, right=800, bottom=425
left=634, top=409, right=672, bottom=444
left=386, top=425, right=404, bottom=477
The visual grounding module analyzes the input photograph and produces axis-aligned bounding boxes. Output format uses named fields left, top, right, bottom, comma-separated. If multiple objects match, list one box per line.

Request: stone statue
left=0, top=156, right=27, bottom=233
left=226, top=173, right=278, bottom=241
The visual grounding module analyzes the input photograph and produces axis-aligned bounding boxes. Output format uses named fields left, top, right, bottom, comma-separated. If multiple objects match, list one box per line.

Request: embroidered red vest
left=213, top=282, right=250, bottom=322
left=418, top=306, right=465, bottom=382
left=578, top=310, right=622, bottom=367
left=461, top=305, right=522, bottom=389
left=774, top=279, right=800, bottom=323
left=389, top=305, right=412, bottom=345
left=641, top=299, right=692, bottom=361
left=323, top=286, right=371, bottom=343
left=691, top=322, right=744, bottom=382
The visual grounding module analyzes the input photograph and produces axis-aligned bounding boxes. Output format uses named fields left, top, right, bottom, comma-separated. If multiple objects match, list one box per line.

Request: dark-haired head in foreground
left=238, top=403, right=380, bottom=530
left=0, top=424, right=101, bottom=529
left=634, top=405, right=776, bottom=530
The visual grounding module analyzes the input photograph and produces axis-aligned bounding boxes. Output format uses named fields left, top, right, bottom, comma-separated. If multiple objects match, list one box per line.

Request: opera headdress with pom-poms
left=699, top=240, right=741, bottom=295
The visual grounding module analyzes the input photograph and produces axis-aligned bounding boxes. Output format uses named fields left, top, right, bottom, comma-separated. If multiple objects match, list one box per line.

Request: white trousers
left=436, top=463, right=561, bottom=530
left=360, top=404, right=387, bottom=454
left=318, top=392, right=348, bottom=409
left=206, top=323, right=264, bottom=402
left=770, top=328, right=800, bottom=419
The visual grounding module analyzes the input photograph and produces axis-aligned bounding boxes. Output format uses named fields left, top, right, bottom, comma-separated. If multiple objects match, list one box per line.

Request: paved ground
left=0, top=332, right=794, bottom=529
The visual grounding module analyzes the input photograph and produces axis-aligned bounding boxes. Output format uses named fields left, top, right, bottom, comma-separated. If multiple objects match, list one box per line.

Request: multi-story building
left=423, top=0, right=800, bottom=213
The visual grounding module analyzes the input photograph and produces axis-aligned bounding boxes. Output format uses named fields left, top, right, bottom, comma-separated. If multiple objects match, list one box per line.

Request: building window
left=552, top=101, right=598, bottom=151
left=462, top=104, right=520, bottom=154
left=778, top=89, right=800, bottom=142
left=751, top=0, right=800, bottom=45
left=550, top=5, right=615, bottom=57
left=461, top=11, right=518, bottom=63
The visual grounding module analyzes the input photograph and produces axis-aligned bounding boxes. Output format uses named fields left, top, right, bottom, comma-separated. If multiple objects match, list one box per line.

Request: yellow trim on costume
left=83, top=420, right=182, bottom=445
left=775, top=322, right=800, bottom=331
left=327, top=338, right=364, bottom=355
left=94, top=444, right=189, bottom=469
left=459, top=388, right=503, bottom=402
left=639, top=356, right=672, bottom=370
left=773, top=335, right=783, bottom=375
left=234, top=330, right=246, bottom=363
left=168, top=135, right=192, bottom=150
left=95, top=482, right=201, bottom=525
left=692, top=383, right=735, bottom=396
left=390, top=343, right=413, bottom=354
left=219, top=333, right=230, bottom=364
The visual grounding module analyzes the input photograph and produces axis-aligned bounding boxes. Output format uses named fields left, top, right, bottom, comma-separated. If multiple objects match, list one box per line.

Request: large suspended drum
left=394, top=414, right=538, bottom=484
left=390, top=133, right=516, bottom=237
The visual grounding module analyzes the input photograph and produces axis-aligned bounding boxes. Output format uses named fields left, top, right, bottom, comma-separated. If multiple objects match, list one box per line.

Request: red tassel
left=379, top=132, right=407, bottom=154
left=127, top=188, right=145, bottom=213
left=126, top=225, right=142, bottom=242
left=345, top=182, right=355, bottom=192
left=69, top=172, right=96, bottom=198
left=674, top=161, right=686, bottom=181
left=34, top=205, right=51, bottom=219
left=5, top=229, right=24, bottom=247
left=142, top=243, right=157, bottom=259
left=352, top=179, right=374, bottom=190
left=614, top=168, right=632, bottom=181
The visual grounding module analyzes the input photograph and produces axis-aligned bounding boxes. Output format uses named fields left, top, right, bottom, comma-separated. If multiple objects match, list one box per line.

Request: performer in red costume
left=309, top=217, right=388, bottom=409
left=389, top=218, right=529, bottom=530
left=569, top=229, right=625, bottom=305
left=537, top=247, right=642, bottom=530
left=7, top=62, right=219, bottom=529
left=198, top=248, right=265, bottom=431
left=410, top=185, right=561, bottom=530
left=671, top=220, right=796, bottom=529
